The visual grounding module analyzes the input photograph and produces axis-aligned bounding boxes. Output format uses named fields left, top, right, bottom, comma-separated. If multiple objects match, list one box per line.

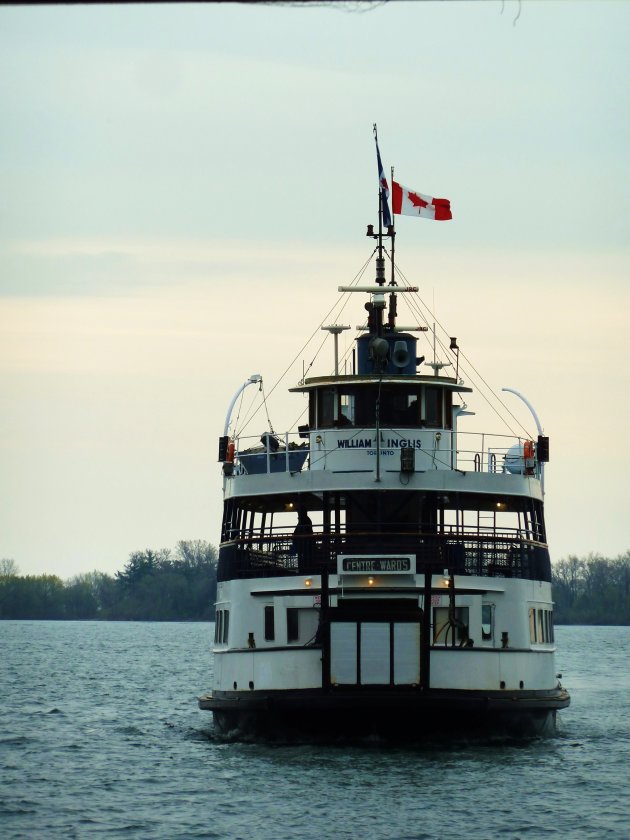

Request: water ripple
left=0, top=622, right=628, bottom=840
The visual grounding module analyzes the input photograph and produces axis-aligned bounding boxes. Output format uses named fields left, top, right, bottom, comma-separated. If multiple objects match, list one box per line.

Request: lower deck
left=204, top=570, right=567, bottom=738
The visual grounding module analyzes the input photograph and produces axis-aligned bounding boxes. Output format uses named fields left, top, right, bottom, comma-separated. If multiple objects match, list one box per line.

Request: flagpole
left=373, top=123, right=384, bottom=267
left=390, top=165, right=396, bottom=287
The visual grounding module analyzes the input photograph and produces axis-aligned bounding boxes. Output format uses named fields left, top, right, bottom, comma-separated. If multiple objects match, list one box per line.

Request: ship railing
left=453, top=431, right=541, bottom=477
left=230, top=429, right=541, bottom=477
left=217, top=530, right=551, bottom=582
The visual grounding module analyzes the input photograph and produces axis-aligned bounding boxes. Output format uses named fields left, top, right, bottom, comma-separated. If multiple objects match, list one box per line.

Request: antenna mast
left=373, top=124, right=384, bottom=268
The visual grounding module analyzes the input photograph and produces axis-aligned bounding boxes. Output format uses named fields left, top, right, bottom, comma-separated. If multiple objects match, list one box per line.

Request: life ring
left=523, top=440, right=534, bottom=461
left=226, top=441, right=235, bottom=463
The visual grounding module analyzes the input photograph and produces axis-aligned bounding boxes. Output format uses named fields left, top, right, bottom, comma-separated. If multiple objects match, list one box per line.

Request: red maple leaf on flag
left=408, top=191, right=429, bottom=209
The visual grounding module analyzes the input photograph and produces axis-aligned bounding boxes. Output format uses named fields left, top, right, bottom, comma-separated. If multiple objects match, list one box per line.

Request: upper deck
left=215, top=192, right=552, bottom=587
left=224, top=424, right=544, bottom=502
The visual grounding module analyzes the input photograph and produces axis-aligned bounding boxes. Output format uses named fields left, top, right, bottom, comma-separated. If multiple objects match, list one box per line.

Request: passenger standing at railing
left=293, top=506, right=313, bottom=572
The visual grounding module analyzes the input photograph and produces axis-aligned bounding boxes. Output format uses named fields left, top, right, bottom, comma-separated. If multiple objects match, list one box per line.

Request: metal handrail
left=230, top=428, right=540, bottom=477
left=217, top=531, right=551, bottom=582
left=223, top=528, right=547, bottom=549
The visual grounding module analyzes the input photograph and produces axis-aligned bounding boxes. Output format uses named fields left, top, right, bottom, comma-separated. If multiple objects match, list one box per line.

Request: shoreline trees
left=551, top=552, right=629, bottom=625
left=1, top=548, right=628, bottom=624
left=0, top=540, right=217, bottom=621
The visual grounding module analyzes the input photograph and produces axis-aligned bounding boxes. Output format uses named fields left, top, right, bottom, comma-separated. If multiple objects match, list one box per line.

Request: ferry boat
left=199, top=168, right=570, bottom=739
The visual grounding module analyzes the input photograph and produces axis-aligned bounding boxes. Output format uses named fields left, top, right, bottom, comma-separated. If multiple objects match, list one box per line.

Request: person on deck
left=292, top=506, right=313, bottom=572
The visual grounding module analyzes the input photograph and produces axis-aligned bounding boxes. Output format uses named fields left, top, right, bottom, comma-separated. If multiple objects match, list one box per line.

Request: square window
left=433, top=606, right=469, bottom=645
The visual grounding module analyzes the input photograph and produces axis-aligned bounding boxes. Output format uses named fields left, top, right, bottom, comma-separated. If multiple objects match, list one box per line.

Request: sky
left=1, top=1, right=628, bottom=580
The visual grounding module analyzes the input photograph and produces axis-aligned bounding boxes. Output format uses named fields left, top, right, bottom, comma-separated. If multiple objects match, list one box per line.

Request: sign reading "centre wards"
left=340, top=556, right=414, bottom=573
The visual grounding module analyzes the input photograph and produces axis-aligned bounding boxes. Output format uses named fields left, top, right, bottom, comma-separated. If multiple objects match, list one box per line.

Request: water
left=1, top=622, right=628, bottom=839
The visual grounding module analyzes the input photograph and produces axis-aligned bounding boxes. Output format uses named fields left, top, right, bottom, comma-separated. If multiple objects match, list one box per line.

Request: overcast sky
left=1, top=1, right=628, bottom=579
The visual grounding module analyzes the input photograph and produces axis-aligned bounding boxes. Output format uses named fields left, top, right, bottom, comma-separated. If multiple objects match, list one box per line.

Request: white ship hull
left=201, top=568, right=568, bottom=738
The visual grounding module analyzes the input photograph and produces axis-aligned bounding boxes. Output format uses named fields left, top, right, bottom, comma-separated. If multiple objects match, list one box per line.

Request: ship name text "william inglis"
left=336, top=439, right=423, bottom=449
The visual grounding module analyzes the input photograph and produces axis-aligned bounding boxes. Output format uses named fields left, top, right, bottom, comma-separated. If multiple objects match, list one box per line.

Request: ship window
left=424, top=388, right=442, bottom=427
left=444, top=390, right=452, bottom=427
left=264, top=606, right=275, bottom=641
left=529, top=607, right=553, bottom=644
left=340, top=392, right=355, bottom=425
left=309, top=393, right=316, bottom=428
left=404, top=394, right=421, bottom=425
left=355, top=388, right=377, bottom=425
left=529, top=607, right=537, bottom=642
left=432, top=606, right=469, bottom=645
left=482, top=604, right=493, bottom=641
left=287, top=608, right=299, bottom=643
left=380, top=388, right=412, bottom=426
left=318, top=389, right=337, bottom=428
left=222, top=610, right=229, bottom=644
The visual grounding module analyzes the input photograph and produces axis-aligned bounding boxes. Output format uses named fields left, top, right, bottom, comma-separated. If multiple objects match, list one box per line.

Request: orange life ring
left=226, top=441, right=235, bottom=463
left=523, top=440, right=534, bottom=460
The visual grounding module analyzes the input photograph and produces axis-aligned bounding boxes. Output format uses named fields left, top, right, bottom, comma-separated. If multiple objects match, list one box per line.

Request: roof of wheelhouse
left=289, top=375, right=473, bottom=394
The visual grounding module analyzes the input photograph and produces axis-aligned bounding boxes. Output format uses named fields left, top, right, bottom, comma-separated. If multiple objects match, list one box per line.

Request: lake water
left=1, top=622, right=628, bottom=839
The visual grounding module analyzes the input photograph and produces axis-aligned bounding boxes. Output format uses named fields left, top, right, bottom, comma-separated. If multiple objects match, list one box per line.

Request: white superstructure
left=199, top=219, right=569, bottom=738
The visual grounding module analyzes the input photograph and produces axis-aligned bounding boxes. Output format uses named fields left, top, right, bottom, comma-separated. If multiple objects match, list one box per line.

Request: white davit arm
left=223, top=374, right=262, bottom=437
left=501, top=387, right=543, bottom=436
left=502, top=387, right=546, bottom=492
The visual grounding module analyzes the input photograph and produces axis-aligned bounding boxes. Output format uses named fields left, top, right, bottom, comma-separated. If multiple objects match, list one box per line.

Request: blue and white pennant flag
left=375, top=137, right=392, bottom=228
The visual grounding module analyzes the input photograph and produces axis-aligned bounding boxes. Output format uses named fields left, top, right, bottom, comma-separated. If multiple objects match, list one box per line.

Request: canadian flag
left=392, top=180, right=452, bottom=221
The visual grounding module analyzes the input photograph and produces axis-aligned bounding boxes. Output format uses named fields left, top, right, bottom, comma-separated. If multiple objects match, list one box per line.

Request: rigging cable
left=238, top=249, right=376, bottom=436
left=389, top=257, right=532, bottom=439
left=261, top=382, right=276, bottom=435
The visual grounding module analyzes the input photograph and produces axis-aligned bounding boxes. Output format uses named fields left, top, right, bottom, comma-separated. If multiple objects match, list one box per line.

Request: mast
left=388, top=163, right=397, bottom=329
left=373, top=123, right=385, bottom=270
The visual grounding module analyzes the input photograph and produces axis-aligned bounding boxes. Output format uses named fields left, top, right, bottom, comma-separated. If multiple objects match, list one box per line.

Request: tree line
left=1, top=548, right=628, bottom=624
left=551, top=552, right=629, bottom=625
left=0, top=541, right=217, bottom=621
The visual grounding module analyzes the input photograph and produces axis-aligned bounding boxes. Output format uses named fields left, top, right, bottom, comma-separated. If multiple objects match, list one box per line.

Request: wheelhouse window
left=318, top=388, right=337, bottom=428
left=424, top=387, right=441, bottom=427
left=311, top=385, right=453, bottom=430
left=340, top=392, right=355, bottom=425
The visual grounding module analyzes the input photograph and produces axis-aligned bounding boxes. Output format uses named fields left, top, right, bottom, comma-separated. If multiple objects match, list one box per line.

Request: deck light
left=368, top=577, right=375, bottom=586
left=304, top=578, right=312, bottom=587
